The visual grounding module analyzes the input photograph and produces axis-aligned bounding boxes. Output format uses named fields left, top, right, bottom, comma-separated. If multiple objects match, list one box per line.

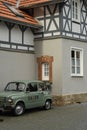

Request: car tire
left=44, top=100, right=51, bottom=110
left=14, top=103, right=25, bottom=116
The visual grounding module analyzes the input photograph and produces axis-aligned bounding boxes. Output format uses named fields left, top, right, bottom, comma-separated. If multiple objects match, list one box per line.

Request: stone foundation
left=52, top=93, right=87, bottom=106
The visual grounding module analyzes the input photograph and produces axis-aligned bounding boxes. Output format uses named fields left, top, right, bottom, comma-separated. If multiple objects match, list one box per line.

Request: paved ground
left=0, top=103, right=87, bottom=130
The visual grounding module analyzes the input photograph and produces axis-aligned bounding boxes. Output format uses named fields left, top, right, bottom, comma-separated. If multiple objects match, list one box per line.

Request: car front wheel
left=44, top=100, right=51, bottom=110
left=14, top=103, right=25, bottom=116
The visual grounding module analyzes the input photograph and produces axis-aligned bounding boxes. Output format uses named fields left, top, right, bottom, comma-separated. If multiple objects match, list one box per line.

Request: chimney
left=16, top=0, right=21, bottom=8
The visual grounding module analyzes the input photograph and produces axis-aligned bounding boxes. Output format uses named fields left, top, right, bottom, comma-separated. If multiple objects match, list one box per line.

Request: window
left=42, top=63, right=49, bottom=81
left=38, top=83, right=45, bottom=91
left=37, top=55, right=53, bottom=82
left=5, top=82, right=25, bottom=91
left=28, top=83, right=37, bottom=92
left=72, top=0, right=80, bottom=22
left=71, top=48, right=83, bottom=76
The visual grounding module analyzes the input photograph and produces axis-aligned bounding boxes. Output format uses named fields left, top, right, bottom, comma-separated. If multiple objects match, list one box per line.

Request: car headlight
left=4, top=97, right=14, bottom=107
left=7, top=98, right=14, bottom=106
left=8, top=98, right=13, bottom=103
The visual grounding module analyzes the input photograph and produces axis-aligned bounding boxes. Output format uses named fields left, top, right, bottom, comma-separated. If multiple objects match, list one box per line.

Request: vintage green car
left=0, top=80, right=52, bottom=116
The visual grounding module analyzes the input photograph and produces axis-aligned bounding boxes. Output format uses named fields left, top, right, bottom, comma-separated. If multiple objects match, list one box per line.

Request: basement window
left=4, top=2, right=24, bottom=18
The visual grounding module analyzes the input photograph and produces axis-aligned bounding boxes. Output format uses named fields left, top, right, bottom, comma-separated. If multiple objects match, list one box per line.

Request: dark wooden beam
left=5, top=22, right=15, bottom=43
left=83, top=0, right=87, bottom=11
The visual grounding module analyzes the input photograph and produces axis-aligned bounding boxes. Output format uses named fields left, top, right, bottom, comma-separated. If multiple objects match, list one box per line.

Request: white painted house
left=0, top=0, right=87, bottom=105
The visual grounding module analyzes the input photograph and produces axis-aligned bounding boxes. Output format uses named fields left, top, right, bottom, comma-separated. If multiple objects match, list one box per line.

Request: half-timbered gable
left=23, top=0, right=87, bottom=41
left=33, top=2, right=64, bottom=38
left=62, top=0, right=87, bottom=40
left=34, top=4, right=61, bottom=38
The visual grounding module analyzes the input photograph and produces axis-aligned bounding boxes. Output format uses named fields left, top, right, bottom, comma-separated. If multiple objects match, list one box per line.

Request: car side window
left=38, top=83, right=45, bottom=91
left=27, top=83, right=37, bottom=92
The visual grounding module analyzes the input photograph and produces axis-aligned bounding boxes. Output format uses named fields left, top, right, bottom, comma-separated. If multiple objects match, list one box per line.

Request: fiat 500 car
left=0, top=80, right=52, bottom=116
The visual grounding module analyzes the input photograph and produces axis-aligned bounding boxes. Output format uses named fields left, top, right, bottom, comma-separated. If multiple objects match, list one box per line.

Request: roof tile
left=0, top=0, right=41, bottom=28
left=20, top=0, right=51, bottom=8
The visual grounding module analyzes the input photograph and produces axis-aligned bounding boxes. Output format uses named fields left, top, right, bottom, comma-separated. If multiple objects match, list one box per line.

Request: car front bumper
left=0, top=106, right=13, bottom=112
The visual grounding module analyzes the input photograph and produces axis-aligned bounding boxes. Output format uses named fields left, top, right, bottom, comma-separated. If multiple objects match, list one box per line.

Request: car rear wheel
left=14, top=103, right=25, bottom=116
left=44, top=100, right=51, bottom=110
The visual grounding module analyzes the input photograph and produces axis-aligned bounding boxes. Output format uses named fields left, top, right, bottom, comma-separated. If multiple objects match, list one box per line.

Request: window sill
left=71, top=74, right=84, bottom=78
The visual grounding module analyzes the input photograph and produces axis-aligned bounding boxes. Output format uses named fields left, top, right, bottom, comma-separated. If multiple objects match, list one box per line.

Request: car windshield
left=5, top=82, right=26, bottom=92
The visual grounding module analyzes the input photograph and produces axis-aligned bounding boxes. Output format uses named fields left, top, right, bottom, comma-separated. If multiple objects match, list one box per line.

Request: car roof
left=9, top=80, right=43, bottom=85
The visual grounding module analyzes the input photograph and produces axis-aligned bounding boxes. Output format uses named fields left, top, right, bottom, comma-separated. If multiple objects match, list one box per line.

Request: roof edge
left=19, top=0, right=65, bottom=9
left=0, top=16, right=42, bottom=29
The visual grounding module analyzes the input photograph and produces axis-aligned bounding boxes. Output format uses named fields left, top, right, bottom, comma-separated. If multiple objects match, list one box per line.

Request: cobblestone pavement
left=0, top=103, right=87, bottom=130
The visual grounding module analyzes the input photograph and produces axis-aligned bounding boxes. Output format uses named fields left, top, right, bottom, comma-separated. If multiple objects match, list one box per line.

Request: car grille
left=0, top=97, right=5, bottom=107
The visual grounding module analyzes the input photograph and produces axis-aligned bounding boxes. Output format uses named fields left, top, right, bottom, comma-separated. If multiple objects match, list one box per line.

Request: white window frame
left=42, top=63, right=49, bottom=81
left=72, top=0, right=80, bottom=22
left=70, top=47, right=83, bottom=77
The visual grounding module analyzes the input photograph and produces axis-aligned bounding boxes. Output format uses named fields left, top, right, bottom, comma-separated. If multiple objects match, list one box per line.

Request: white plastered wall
left=62, top=38, right=87, bottom=95
left=35, top=38, right=63, bottom=96
left=0, top=50, right=35, bottom=90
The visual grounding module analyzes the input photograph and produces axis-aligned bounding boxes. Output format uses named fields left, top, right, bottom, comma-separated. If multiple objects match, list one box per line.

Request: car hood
left=0, top=91, right=24, bottom=98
